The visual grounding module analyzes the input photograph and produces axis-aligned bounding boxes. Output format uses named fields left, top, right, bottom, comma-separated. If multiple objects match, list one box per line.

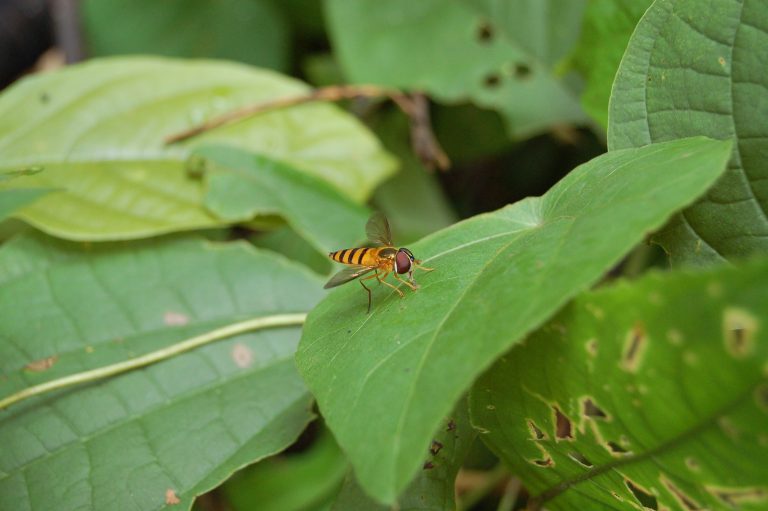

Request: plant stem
left=0, top=313, right=307, bottom=411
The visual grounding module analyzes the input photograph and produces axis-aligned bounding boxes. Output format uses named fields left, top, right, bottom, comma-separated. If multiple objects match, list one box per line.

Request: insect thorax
left=378, top=247, right=397, bottom=259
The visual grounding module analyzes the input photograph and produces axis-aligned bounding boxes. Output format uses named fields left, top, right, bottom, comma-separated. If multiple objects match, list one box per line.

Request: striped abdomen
left=329, top=247, right=383, bottom=267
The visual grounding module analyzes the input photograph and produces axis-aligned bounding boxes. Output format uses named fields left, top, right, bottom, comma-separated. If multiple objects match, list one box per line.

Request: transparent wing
left=323, top=265, right=375, bottom=289
left=365, top=211, right=393, bottom=246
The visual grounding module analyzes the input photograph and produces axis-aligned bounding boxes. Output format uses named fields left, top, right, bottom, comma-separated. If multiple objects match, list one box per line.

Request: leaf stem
left=0, top=313, right=307, bottom=411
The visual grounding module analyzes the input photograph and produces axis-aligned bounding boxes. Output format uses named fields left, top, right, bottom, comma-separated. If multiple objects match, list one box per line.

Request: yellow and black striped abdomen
left=329, top=247, right=382, bottom=267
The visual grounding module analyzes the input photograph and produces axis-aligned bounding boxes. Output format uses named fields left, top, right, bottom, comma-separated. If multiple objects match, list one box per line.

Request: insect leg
left=376, top=270, right=405, bottom=297
left=393, top=271, right=420, bottom=291
left=359, top=272, right=379, bottom=313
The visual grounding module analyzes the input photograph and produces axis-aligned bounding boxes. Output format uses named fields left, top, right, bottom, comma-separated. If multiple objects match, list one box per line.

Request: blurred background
left=0, top=1, right=626, bottom=509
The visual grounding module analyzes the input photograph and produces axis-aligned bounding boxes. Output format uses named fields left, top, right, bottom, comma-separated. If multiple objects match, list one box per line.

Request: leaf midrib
left=534, top=377, right=762, bottom=505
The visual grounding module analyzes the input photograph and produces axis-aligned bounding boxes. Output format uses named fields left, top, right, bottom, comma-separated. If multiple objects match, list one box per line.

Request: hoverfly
left=325, top=212, right=433, bottom=313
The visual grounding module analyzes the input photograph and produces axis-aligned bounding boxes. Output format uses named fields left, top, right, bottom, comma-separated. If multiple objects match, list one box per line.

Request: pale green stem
left=0, top=313, right=307, bottom=411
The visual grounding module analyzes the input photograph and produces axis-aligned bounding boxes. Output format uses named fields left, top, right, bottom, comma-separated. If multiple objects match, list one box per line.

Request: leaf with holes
left=295, top=136, right=732, bottom=503
left=196, top=146, right=369, bottom=255
left=470, top=259, right=768, bottom=511
left=566, top=0, right=653, bottom=127
left=608, top=0, right=768, bottom=265
left=0, top=57, right=395, bottom=241
left=325, top=0, right=587, bottom=138
left=0, top=233, right=324, bottom=511
left=331, top=398, right=475, bottom=511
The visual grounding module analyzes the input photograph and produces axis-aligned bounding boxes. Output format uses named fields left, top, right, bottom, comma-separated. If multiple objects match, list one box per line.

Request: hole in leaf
left=513, top=62, right=532, bottom=79
left=423, top=461, right=435, bottom=470
left=568, top=451, right=592, bottom=468
left=708, top=486, right=768, bottom=506
left=626, top=480, right=658, bottom=510
left=476, top=20, right=494, bottom=42
left=446, top=419, right=456, bottom=432
left=527, top=419, right=545, bottom=440
left=662, top=476, right=702, bottom=511
left=622, top=321, right=647, bottom=372
left=553, top=407, right=573, bottom=440
left=583, top=398, right=608, bottom=420
left=606, top=441, right=629, bottom=455
left=532, top=458, right=553, bottom=467
left=484, top=73, right=501, bottom=88
left=429, top=440, right=443, bottom=456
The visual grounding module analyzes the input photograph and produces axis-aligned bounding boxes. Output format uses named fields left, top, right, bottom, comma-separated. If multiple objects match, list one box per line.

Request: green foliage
left=196, top=146, right=369, bottom=254
left=1, top=1, right=766, bottom=509
left=82, top=0, right=291, bottom=71
left=0, top=234, right=322, bottom=510
left=325, top=0, right=586, bottom=137
left=0, top=57, right=395, bottom=240
left=567, top=0, right=653, bottom=127
left=471, top=258, right=768, bottom=510
left=295, top=137, right=731, bottom=503
left=609, top=0, right=768, bottom=265
left=332, top=398, right=475, bottom=511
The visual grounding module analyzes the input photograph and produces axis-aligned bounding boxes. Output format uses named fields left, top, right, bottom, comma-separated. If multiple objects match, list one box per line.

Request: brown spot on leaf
left=231, top=343, right=254, bottom=368
left=165, top=489, right=180, bottom=505
left=164, top=311, right=189, bottom=326
left=423, top=461, right=434, bottom=470
left=585, top=338, right=598, bottom=357
left=25, top=355, right=59, bottom=372
left=476, top=20, right=494, bottom=42
left=582, top=398, right=608, bottom=420
left=661, top=475, right=702, bottom=510
left=532, top=457, right=553, bottom=467
left=447, top=419, right=456, bottom=432
left=606, top=441, right=630, bottom=456
left=553, top=407, right=573, bottom=440
left=626, top=479, right=658, bottom=510
left=622, top=321, right=647, bottom=372
left=527, top=419, right=546, bottom=440
left=723, top=308, right=758, bottom=358
left=568, top=451, right=592, bottom=468
left=429, top=440, right=443, bottom=456
left=707, top=485, right=767, bottom=506
left=484, top=73, right=501, bottom=88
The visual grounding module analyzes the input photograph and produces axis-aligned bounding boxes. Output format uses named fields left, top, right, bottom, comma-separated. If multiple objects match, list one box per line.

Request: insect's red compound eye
left=395, top=250, right=412, bottom=274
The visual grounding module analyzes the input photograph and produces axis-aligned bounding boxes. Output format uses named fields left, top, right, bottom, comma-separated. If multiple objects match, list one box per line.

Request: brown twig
left=164, top=84, right=451, bottom=171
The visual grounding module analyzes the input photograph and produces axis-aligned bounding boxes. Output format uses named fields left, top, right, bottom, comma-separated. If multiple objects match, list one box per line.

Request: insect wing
left=365, top=211, right=393, bottom=246
left=323, top=265, right=375, bottom=289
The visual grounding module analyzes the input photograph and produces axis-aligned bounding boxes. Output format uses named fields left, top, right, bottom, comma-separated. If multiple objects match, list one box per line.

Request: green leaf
left=0, top=169, right=55, bottom=222
left=197, top=146, right=369, bottom=254
left=223, top=425, right=347, bottom=511
left=608, top=0, right=768, bottom=265
left=332, top=398, right=476, bottom=511
left=371, top=111, right=458, bottom=245
left=295, top=136, right=732, bottom=503
left=566, top=0, right=653, bottom=127
left=0, top=233, right=324, bottom=511
left=470, top=259, right=768, bottom=510
left=82, top=0, right=291, bottom=71
left=252, top=227, right=333, bottom=277
left=0, top=57, right=396, bottom=241
left=324, top=0, right=587, bottom=138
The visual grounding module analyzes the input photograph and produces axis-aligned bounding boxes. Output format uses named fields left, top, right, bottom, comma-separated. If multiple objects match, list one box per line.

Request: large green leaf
left=608, top=0, right=768, bottom=265
left=295, top=137, right=732, bottom=503
left=332, top=398, right=476, bottom=511
left=566, top=0, right=653, bottom=127
left=0, top=233, right=324, bottom=511
left=324, top=0, right=587, bottom=138
left=470, top=259, right=768, bottom=510
left=82, top=0, right=291, bottom=71
left=0, top=57, right=396, bottom=240
left=197, top=146, right=369, bottom=254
